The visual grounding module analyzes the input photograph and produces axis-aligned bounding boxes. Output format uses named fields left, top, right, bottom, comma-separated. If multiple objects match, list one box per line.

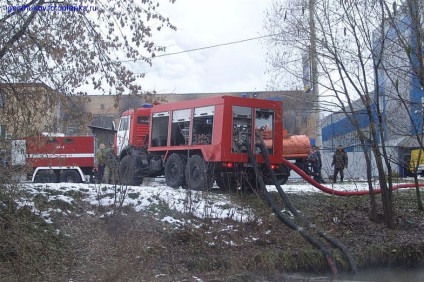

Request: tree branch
left=0, top=0, right=45, bottom=60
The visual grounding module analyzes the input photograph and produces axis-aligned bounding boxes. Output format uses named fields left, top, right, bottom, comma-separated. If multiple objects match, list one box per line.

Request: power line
left=152, top=34, right=276, bottom=58
left=120, top=33, right=286, bottom=63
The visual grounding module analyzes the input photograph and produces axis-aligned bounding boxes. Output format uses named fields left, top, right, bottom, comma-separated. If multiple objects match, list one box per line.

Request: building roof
left=387, top=136, right=421, bottom=148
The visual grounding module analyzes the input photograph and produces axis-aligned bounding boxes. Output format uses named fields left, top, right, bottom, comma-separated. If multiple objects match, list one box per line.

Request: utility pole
left=309, top=0, right=322, bottom=148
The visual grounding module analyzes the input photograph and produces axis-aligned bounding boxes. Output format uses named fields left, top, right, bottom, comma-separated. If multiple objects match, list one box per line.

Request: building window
left=171, top=109, right=191, bottom=146
left=0, top=125, right=6, bottom=139
left=193, top=106, right=214, bottom=145
left=151, top=111, right=170, bottom=147
left=0, top=89, right=5, bottom=108
left=232, top=106, right=252, bottom=153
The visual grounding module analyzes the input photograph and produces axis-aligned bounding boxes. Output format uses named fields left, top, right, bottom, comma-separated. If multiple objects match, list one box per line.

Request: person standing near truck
left=104, top=144, right=118, bottom=184
left=331, top=145, right=348, bottom=183
left=307, top=146, right=325, bottom=183
left=312, top=146, right=325, bottom=183
left=96, top=143, right=106, bottom=184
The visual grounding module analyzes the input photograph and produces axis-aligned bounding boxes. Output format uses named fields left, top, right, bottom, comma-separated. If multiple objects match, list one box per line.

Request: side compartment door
left=116, top=116, right=131, bottom=156
left=11, top=140, right=26, bottom=166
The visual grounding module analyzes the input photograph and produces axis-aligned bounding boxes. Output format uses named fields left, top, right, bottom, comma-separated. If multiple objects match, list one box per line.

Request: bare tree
left=0, top=0, right=176, bottom=179
left=118, top=92, right=166, bottom=115
left=377, top=0, right=424, bottom=210
left=264, top=0, right=423, bottom=228
left=0, top=3, right=176, bottom=276
left=1, top=0, right=176, bottom=96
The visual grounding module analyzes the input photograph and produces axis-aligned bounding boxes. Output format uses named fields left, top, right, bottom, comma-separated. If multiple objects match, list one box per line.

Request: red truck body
left=115, top=95, right=310, bottom=190
left=116, top=98, right=310, bottom=161
left=147, top=95, right=283, bottom=164
left=11, top=135, right=96, bottom=183
left=26, top=135, right=95, bottom=168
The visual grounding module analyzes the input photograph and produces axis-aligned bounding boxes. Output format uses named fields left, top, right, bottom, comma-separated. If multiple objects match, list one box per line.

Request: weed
left=63, top=189, right=84, bottom=199
left=0, top=186, right=71, bottom=281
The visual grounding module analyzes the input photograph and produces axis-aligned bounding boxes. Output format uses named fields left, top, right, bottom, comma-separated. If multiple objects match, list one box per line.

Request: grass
left=1, top=183, right=424, bottom=281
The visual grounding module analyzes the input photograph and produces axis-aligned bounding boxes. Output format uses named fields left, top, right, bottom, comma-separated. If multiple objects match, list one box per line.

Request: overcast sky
left=135, top=0, right=273, bottom=94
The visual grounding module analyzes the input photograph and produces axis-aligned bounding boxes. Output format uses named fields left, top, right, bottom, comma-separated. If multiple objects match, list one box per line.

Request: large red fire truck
left=9, top=134, right=96, bottom=183
left=115, top=95, right=310, bottom=191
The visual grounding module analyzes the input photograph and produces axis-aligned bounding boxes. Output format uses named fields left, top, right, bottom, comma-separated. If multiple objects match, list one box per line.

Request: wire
left=152, top=34, right=275, bottom=58
left=120, top=33, right=286, bottom=63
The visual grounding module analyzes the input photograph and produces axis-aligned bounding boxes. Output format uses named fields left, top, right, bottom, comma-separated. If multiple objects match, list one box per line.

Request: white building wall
left=320, top=149, right=405, bottom=181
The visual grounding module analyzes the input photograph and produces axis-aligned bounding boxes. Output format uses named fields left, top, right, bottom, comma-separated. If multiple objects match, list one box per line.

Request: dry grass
left=1, top=182, right=424, bottom=281
left=0, top=184, right=71, bottom=281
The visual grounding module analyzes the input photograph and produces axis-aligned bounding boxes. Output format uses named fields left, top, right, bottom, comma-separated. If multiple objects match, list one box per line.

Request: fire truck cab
left=116, top=95, right=288, bottom=191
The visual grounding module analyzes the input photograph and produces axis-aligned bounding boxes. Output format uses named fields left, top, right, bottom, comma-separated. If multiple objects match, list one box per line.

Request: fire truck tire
left=165, top=153, right=186, bottom=188
left=240, top=174, right=257, bottom=193
left=119, top=155, right=143, bottom=186
left=60, top=170, right=81, bottom=183
left=185, top=155, right=211, bottom=191
left=266, top=165, right=290, bottom=186
left=215, top=174, right=237, bottom=192
left=34, top=170, right=58, bottom=183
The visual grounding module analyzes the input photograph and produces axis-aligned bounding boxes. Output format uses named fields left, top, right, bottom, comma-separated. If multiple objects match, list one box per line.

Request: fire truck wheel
left=266, top=165, right=290, bottom=186
left=164, top=153, right=186, bottom=188
left=185, top=155, right=211, bottom=191
left=34, top=170, right=58, bottom=183
left=215, top=174, right=237, bottom=192
left=60, top=170, right=81, bottom=183
left=240, top=174, right=258, bottom=193
left=119, top=155, right=142, bottom=186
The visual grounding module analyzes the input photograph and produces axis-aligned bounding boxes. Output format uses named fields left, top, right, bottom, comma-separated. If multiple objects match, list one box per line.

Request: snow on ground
left=13, top=177, right=419, bottom=227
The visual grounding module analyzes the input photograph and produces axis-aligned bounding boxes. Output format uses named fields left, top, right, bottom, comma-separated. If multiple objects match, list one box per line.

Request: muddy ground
left=1, top=186, right=424, bottom=281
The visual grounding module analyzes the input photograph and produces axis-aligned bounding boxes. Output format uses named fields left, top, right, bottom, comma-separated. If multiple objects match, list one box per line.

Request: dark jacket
left=332, top=148, right=348, bottom=169
left=308, top=150, right=322, bottom=169
left=105, top=148, right=117, bottom=167
left=314, top=150, right=322, bottom=169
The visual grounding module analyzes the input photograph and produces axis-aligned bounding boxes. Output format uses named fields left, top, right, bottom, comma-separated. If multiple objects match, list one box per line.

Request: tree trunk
left=413, top=174, right=424, bottom=211
left=373, top=148, right=395, bottom=229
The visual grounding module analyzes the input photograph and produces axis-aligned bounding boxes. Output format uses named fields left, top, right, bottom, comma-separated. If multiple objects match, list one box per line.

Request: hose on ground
left=256, top=137, right=358, bottom=274
left=254, top=133, right=358, bottom=274
left=244, top=141, right=339, bottom=277
left=283, top=158, right=424, bottom=196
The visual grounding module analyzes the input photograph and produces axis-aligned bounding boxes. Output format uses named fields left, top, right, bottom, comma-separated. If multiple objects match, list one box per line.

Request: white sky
left=134, top=0, right=274, bottom=94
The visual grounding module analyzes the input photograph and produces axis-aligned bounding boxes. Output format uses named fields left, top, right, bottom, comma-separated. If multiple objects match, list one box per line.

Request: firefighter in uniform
left=309, top=146, right=325, bottom=183
left=104, top=144, right=118, bottom=184
left=96, top=143, right=106, bottom=184
left=332, top=145, right=348, bottom=183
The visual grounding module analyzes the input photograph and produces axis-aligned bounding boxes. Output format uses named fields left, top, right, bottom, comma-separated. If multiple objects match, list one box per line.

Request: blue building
left=321, top=1, right=424, bottom=178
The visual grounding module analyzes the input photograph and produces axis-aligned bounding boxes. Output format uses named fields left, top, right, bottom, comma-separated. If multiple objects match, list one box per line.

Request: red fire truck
left=10, top=134, right=96, bottom=183
left=115, top=95, right=310, bottom=191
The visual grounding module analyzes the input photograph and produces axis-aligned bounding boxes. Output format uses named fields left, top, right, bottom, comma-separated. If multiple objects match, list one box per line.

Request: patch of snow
left=12, top=179, right=419, bottom=227
left=161, top=216, right=184, bottom=226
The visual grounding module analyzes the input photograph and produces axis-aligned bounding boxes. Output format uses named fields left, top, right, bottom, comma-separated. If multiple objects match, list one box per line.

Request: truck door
left=11, top=140, right=26, bottom=166
left=410, top=149, right=424, bottom=175
left=116, top=116, right=130, bottom=156
left=232, top=106, right=252, bottom=153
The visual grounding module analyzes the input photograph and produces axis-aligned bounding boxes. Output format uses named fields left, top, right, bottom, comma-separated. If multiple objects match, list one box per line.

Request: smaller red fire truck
left=9, top=134, right=96, bottom=183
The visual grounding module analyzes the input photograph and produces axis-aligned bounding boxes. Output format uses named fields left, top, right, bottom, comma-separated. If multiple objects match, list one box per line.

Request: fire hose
left=282, top=158, right=424, bottom=196
left=245, top=138, right=355, bottom=277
